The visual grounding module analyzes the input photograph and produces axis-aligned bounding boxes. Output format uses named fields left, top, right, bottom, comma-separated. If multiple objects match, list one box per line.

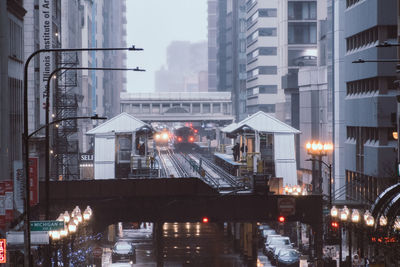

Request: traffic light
left=278, top=216, right=285, bottom=223
left=202, top=217, right=209, bottom=223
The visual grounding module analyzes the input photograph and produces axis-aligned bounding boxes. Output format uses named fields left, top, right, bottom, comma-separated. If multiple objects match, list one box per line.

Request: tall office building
left=216, top=0, right=247, bottom=121
left=343, top=0, right=397, bottom=203
left=0, top=0, right=26, bottom=181
left=155, top=41, right=208, bottom=92
left=208, top=0, right=218, bottom=92
left=245, top=0, right=284, bottom=116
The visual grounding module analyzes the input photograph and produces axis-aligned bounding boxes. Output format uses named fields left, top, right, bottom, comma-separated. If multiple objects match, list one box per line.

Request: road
left=102, top=223, right=277, bottom=267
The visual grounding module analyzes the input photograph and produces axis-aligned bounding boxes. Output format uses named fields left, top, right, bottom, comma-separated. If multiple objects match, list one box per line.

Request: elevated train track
left=157, top=146, right=244, bottom=192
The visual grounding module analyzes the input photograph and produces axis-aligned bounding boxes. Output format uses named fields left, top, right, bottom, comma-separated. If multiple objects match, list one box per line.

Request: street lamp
left=23, top=46, right=143, bottom=266
left=305, top=141, right=333, bottom=196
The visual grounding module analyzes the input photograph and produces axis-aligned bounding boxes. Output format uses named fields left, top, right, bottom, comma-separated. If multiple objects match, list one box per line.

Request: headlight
left=162, top=133, right=168, bottom=140
left=155, top=134, right=160, bottom=140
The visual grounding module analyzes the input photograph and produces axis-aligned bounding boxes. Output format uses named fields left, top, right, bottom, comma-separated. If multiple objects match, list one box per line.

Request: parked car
left=272, top=246, right=288, bottom=265
left=112, top=241, right=136, bottom=264
left=263, top=235, right=281, bottom=255
left=265, top=236, right=292, bottom=260
left=292, top=55, right=317, bottom=66
left=276, top=248, right=300, bottom=267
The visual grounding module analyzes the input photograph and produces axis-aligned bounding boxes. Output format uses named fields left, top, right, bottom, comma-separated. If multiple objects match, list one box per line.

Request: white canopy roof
left=86, top=112, right=149, bottom=135
left=221, top=111, right=300, bottom=134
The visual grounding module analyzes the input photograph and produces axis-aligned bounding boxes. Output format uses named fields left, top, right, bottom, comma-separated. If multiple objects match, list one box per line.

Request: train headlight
left=162, top=133, right=168, bottom=140
left=155, top=134, right=160, bottom=140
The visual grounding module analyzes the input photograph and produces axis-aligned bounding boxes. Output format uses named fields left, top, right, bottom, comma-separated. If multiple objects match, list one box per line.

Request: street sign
left=93, top=247, right=103, bottom=258
left=30, top=221, right=64, bottom=231
left=277, top=197, right=296, bottom=216
left=6, top=231, right=49, bottom=245
left=0, top=239, right=6, bottom=263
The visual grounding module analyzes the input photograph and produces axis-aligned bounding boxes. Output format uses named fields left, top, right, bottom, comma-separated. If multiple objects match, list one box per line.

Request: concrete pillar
left=139, top=104, right=143, bottom=113
left=190, top=103, right=193, bottom=114
left=254, top=131, right=260, bottom=173
left=210, top=102, right=213, bottom=113
left=200, top=103, right=203, bottom=114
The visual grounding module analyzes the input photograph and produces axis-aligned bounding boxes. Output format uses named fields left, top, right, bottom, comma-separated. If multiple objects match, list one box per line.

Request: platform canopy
left=221, top=111, right=300, bottom=135
left=86, top=112, right=151, bottom=135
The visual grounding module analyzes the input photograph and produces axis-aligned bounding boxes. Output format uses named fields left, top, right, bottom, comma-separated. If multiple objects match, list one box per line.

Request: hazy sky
left=126, top=0, right=207, bottom=93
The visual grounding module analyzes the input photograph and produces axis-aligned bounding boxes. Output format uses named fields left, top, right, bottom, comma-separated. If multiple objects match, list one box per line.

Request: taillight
left=177, top=137, right=182, bottom=142
left=189, top=136, right=194, bottom=142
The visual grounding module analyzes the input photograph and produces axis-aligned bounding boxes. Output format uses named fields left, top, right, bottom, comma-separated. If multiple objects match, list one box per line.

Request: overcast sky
left=126, top=0, right=207, bottom=93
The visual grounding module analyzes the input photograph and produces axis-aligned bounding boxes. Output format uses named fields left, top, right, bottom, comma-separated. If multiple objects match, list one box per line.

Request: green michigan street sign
left=30, top=221, right=64, bottom=231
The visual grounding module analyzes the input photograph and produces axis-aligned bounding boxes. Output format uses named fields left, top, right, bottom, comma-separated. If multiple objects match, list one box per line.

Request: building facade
left=343, top=0, right=398, bottom=203
left=208, top=0, right=218, bottom=92
left=245, top=0, right=284, bottom=117
left=0, top=0, right=26, bottom=182
left=216, top=0, right=247, bottom=121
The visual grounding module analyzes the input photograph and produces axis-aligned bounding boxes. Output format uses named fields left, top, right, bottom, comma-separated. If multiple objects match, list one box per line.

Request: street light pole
left=23, top=46, right=142, bottom=267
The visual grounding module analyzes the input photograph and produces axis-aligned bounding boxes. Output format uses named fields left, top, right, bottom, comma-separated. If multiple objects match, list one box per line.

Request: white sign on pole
left=13, top=161, right=24, bottom=213
left=39, top=0, right=53, bottom=124
left=6, top=231, right=49, bottom=245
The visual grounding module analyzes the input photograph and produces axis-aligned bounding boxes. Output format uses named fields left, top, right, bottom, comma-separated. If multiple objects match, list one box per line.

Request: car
left=292, top=55, right=317, bottom=66
left=265, top=236, right=292, bottom=259
left=272, top=246, right=287, bottom=265
left=276, top=248, right=300, bottom=267
left=111, top=241, right=136, bottom=264
left=263, top=234, right=281, bottom=255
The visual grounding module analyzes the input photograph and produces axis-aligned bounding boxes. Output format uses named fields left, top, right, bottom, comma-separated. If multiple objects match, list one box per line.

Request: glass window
left=152, top=104, right=160, bottom=114
left=213, top=103, right=221, bottom=113
left=142, top=104, right=150, bottom=113
left=259, top=8, right=277, bottom=17
left=259, top=66, right=277, bottom=75
left=259, top=85, right=278, bottom=94
left=203, top=104, right=211, bottom=113
left=288, top=22, right=317, bottom=44
left=192, top=103, right=200, bottom=113
left=288, top=1, right=316, bottom=20
left=259, top=28, right=277, bottom=36
left=259, top=47, right=277, bottom=55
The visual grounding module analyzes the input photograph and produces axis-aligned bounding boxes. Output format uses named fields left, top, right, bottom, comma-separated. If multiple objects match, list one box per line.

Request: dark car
left=276, top=249, right=300, bottom=267
left=293, top=55, right=317, bottom=66
left=112, top=241, right=136, bottom=264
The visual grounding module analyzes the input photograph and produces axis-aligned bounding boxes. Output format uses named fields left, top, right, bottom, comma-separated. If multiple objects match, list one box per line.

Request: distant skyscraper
left=208, top=0, right=218, bottom=91
left=216, top=0, right=247, bottom=121
left=155, top=41, right=207, bottom=92
left=245, top=0, right=283, bottom=116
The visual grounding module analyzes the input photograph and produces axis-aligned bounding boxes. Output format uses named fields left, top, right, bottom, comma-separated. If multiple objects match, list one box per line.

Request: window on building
left=152, top=104, right=160, bottom=114
left=213, top=103, right=221, bottom=113
left=142, top=104, right=150, bottom=113
left=247, top=68, right=259, bottom=79
left=247, top=30, right=259, bottom=45
left=346, top=26, right=396, bottom=51
left=259, top=47, right=277, bottom=55
left=203, top=103, right=211, bottom=113
left=288, top=1, right=316, bottom=20
left=259, top=66, right=277, bottom=75
left=192, top=103, right=200, bottom=113
left=259, top=28, right=277, bottom=36
left=259, top=8, right=277, bottom=17
left=260, top=104, right=275, bottom=113
left=288, top=22, right=317, bottom=44
left=259, top=85, right=278, bottom=94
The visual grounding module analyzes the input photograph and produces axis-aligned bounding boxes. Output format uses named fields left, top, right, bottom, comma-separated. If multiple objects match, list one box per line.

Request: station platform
left=214, top=152, right=246, bottom=176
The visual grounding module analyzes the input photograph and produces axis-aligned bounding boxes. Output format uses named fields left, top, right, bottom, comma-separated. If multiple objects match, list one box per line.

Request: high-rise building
left=216, top=0, right=247, bottom=121
left=0, top=0, right=26, bottom=181
left=208, top=0, right=218, bottom=91
left=342, top=0, right=397, bottom=203
left=154, top=41, right=207, bottom=92
left=245, top=0, right=284, bottom=116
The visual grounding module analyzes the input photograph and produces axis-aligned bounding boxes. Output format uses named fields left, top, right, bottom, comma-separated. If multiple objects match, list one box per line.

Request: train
left=154, top=128, right=171, bottom=146
left=173, top=126, right=198, bottom=150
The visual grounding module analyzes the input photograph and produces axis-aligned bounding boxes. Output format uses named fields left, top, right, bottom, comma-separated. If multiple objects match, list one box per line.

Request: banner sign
left=39, top=0, right=53, bottom=124
left=29, top=158, right=39, bottom=206
left=0, top=183, right=5, bottom=229
left=5, top=181, right=13, bottom=223
left=13, top=161, right=23, bottom=213
left=0, top=239, right=6, bottom=263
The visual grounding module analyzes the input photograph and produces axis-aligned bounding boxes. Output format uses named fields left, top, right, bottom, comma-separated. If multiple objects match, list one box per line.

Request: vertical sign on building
left=0, top=239, right=6, bottom=263
left=0, top=183, right=5, bottom=229
left=13, top=161, right=24, bottom=213
left=29, top=158, right=39, bottom=206
left=39, top=0, right=53, bottom=124
left=5, top=181, right=13, bottom=223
